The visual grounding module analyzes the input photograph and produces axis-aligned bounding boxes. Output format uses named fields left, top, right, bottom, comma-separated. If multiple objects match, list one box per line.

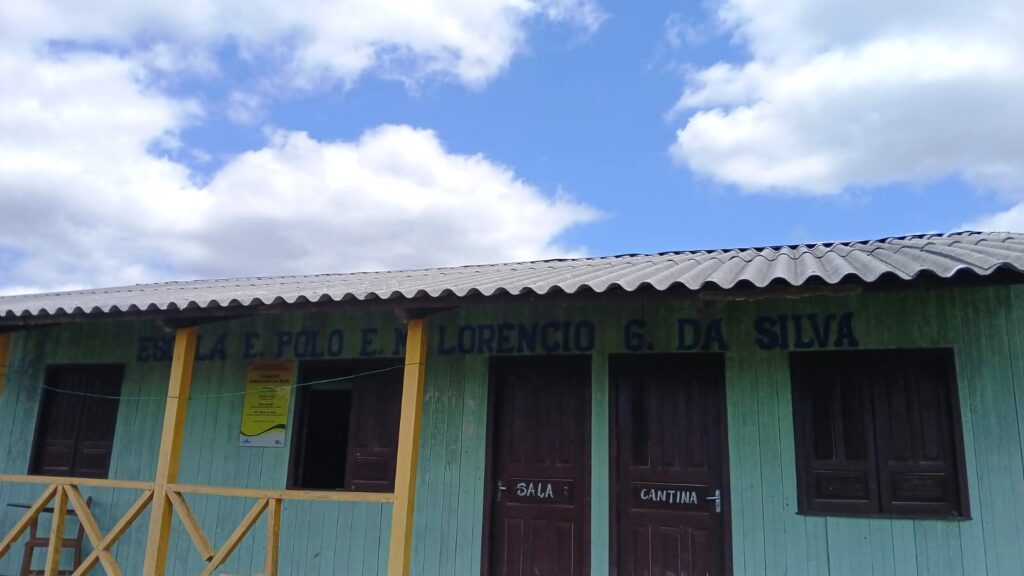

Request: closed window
left=288, top=360, right=402, bottom=492
left=790, top=350, right=968, bottom=519
left=30, top=365, right=123, bottom=478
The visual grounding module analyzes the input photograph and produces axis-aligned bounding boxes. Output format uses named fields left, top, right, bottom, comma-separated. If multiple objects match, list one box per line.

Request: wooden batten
left=44, top=486, right=68, bottom=576
left=143, top=326, right=198, bottom=576
left=0, top=332, right=10, bottom=400
left=387, top=317, right=429, bottom=576
left=0, top=484, right=58, bottom=558
left=72, top=490, right=155, bottom=576
left=264, top=498, right=282, bottom=576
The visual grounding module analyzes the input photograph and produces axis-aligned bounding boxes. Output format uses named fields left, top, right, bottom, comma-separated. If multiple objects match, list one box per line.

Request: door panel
left=347, top=369, right=402, bottom=492
left=614, top=355, right=727, bottom=576
left=488, top=357, right=590, bottom=576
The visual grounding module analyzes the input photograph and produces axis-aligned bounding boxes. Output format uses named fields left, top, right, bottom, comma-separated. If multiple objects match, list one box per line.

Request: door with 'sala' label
left=487, top=356, right=590, bottom=576
left=613, top=354, right=729, bottom=576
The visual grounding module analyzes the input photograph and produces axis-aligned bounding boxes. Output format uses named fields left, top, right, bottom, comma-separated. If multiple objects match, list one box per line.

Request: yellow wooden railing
left=0, top=318, right=429, bottom=576
left=0, top=474, right=154, bottom=576
left=0, top=475, right=394, bottom=575
left=162, top=483, right=393, bottom=576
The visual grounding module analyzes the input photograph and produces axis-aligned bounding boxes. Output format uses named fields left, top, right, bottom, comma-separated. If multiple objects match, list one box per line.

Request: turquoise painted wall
left=1, top=285, right=1024, bottom=575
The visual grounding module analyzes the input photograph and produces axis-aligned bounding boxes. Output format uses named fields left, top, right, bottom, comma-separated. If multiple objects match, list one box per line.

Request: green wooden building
left=2, top=231, right=1024, bottom=576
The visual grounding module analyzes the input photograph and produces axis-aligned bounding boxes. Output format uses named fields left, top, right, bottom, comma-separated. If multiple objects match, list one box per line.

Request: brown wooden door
left=613, top=354, right=728, bottom=576
left=487, top=356, right=590, bottom=576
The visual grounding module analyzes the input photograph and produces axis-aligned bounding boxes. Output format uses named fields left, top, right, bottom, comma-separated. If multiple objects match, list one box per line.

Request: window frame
left=28, top=364, right=124, bottom=479
left=286, top=358, right=404, bottom=492
left=789, top=349, right=971, bottom=520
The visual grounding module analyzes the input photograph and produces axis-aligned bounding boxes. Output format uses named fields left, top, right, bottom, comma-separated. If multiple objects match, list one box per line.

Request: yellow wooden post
left=143, top=327, right=198, bottom=576
left=44, top=486, right=68, bottom=576
left=387, top=317, right=429, bottom=576
left=264, top=498, right=282, bottom=576
left=0, top=332, right=11, bottom=400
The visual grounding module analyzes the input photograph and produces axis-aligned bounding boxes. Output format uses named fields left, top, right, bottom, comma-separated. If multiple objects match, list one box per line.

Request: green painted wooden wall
left=2, top=284, right=1024, bottom=575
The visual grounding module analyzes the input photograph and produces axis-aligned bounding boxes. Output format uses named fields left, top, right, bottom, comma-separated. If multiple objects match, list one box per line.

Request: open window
left=790, top=349, right=969, bottom=519
left=287, top=359, right=403, bottom=492
left=30, top=365, right=124, bottom=479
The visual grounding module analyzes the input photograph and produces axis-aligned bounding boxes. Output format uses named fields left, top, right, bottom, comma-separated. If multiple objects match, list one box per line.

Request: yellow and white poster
left=239, top=361, right=293, bottom=447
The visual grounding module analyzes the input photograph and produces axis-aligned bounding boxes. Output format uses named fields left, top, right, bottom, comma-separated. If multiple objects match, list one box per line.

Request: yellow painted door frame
left=387, top=317, right=429, bottom=576
left=143, top=326, right=198, bottom=576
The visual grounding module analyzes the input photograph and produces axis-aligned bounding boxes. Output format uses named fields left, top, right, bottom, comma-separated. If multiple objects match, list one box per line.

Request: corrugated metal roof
left=2, top=231, right=1023, bottom=320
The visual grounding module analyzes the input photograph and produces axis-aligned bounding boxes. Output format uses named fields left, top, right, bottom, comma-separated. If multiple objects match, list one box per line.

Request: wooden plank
left=64, top=485, right=122, bottom=576
left=164, top=483, right=394, bottom=502
left=0, top=474, right=153, bottom=490
left=201, top=497, right=269, bottom=576
left=589, top=302, right=614, bottom=576
left=438, top=353, right=465, bottom=576
left=961, top=288, right=1024, bottom=573
left=946, top=289, right=987, bottom=575
left=755, top=350, right=785, bottom=575
left=334, top=494, right=356, bottom=573
left=143, top=326, right=198, bottom=576
left=0, top=332, right=11, bottom=400
left=387, top=317, right=429, bottom=576
left=455, top=354, right=487, bottom=576
left=0, top=484, right=57, bottom=558
left=71, top=489, right=154, bottom=576
left=44, top=484, right=69, bottom=576
left=167, top=490, right=214, bottom=561
left=315, top=502, right=337, bottom=575
left=418, top=346, right=449, bottom=576
left=264, top=498, right=282, bottom=576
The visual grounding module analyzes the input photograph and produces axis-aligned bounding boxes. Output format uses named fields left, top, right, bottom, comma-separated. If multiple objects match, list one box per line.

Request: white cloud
left=968, top=205, right=1024, bottom=233
left=0, top=0, right=606, bottom=293
left=669, top=0, right=1024, bottom=196
left=1, top=0, right=606, bottom=88
left=0, top=49, right=598, bottom=292
left=181, top=125, right=600, bottom=278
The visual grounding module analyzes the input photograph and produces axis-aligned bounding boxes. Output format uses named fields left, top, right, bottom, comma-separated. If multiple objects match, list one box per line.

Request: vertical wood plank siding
left=2, top=286, right=1024, bottom=574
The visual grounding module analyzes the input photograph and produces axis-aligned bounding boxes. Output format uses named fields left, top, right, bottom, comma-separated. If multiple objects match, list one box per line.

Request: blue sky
left=0, top=0, right=1021, bottom=293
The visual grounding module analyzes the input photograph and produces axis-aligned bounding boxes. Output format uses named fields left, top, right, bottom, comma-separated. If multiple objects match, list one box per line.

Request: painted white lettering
left=516, top=482, right=527, bottom=497
left=638, top=487, right=700, bottom=506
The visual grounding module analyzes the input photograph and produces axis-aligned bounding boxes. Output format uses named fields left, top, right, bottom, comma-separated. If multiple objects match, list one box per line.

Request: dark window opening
left=790, top=350, right=969, bottom=520
left=288, top=359, right=403, bottom=492
left=30, top=365, right=124, bottom=479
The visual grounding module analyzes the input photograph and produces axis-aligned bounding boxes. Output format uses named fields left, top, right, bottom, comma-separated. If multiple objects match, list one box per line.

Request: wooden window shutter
left=346, top=369, right=403, bottom=493
left=791, top=350, right=967, bottom=519
left=872, top=355, right=963, bottom=517
left=792, top=356, right=879, bottom=515
left=31, top=365, right=123, bottom=479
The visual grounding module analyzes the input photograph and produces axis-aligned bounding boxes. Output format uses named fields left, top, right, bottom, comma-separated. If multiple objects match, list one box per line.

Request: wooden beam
left=200, top=498, right=269, bottom=576
left=264, top=498, right=282, bottom=576
left=143, top=326, right=198, bottom=576
left=0, top=474, right=153, bottom=490
left=165, top=482, right=393, bottom=503
left=387, top=317, right=429, bottom=576
left=44, top=484, right=68, bottom=576
left=64, top=485, right=121, bottom=576
left=71, top=489, right=154, bottom=576
left=0, top=332, right=10, bottom=400
left=167, top=490, right=214, bottom=561
left=0, top=484, right=57, bottom=558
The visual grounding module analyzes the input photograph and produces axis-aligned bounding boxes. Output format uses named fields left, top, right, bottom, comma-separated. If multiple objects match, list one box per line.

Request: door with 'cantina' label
left=486, top=356, right=590, bottom=576
left=613, top=354, right=729, bottom=576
